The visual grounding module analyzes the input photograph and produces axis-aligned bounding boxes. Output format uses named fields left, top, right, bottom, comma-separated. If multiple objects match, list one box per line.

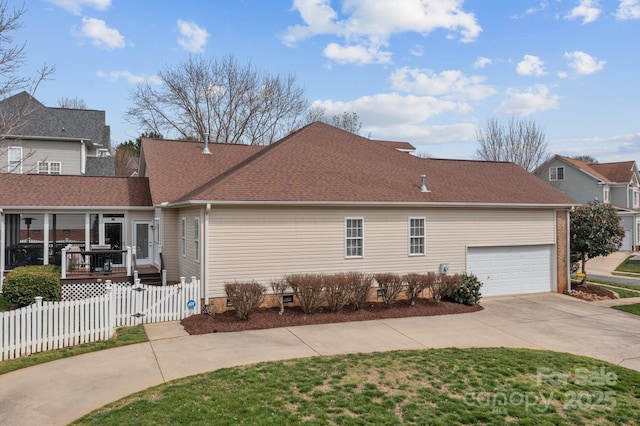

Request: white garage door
left=467, top=245, right=553, bottom=297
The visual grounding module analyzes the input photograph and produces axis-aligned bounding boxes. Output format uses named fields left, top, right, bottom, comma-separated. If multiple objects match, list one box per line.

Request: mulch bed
left=567, top=282, right=618, bottom=301
left=181, top=299, right=483, bottom=335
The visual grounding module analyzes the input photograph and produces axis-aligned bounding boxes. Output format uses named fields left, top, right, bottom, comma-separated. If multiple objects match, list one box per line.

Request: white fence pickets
left=0, top=278, right=201, bottom=361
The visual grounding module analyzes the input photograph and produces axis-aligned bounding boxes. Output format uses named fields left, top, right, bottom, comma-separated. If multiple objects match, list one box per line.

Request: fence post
left=162, top=270, right=167, bottom=286
left=34, top=297, right=43, bottom=354
left=106, top=283, right=116, bottom=338
left=126, top=246, right=133, bottom=276
left=61, top=247, right=68, bottom=279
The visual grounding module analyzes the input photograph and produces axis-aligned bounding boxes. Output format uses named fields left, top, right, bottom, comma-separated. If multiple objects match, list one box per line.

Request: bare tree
left=303, top=106, right=363, bottom=134
left=57, top=96, right=88, bottom=109
left=126, top=55, right=308, bottom=145
left=474, top=117, right=549, bottom=171
left=572, top=155, right=598, bottom=164
left=0, top=1, right=55, bottom=175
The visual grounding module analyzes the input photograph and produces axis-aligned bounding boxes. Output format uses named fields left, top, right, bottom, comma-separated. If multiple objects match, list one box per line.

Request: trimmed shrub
left=374, top=273, right=404, bottom=308
left=224, top=281, right=266, bottom=320
left=429, top=273, right=459, bottom=304
left=270, top=279, right=290, bottom=315
left=324, top=273, right=353, bottom=312
left=286, top=273, right=325, bottom=314
left=403, top=273, right=428, bottom=305
left=449, top=274, right=483, bottom=306
left=3, top=265, right=61, bottom=307
left=348, top=272, right=372, bottom=311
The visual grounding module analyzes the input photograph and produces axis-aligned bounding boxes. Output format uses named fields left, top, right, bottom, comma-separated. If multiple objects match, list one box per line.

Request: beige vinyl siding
left=160, top=208, right=179, bottom=281
left=206, top=206, right=556, bottom=298
left=0, top=140, right=83, bottom=175
left=177, top=207, right=203, bottom=281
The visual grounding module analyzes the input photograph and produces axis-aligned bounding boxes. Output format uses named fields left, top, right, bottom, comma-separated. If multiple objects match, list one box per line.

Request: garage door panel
left=467, top=245, right=552, bottom=297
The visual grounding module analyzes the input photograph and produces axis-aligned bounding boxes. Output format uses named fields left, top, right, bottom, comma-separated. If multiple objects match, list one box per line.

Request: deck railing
left=61, top=246, right=133, bottom=279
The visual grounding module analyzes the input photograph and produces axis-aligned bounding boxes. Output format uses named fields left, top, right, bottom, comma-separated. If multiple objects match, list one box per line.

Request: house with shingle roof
left=0, top=92, right=114, bottom=176
left=535, top=155, right=640, bottom=251
left=1, top=122, right=577, bottom=305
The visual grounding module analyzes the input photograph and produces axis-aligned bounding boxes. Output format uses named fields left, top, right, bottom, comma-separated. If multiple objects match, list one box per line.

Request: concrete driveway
left=1, top=293, right=640, bottom=425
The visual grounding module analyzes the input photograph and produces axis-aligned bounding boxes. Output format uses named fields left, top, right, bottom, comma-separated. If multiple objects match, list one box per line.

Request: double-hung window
left=8, top=146, right=22, bottom=173
left=180, top=218, right=186, bottom=256
left=549, top=166, right=564, bottom=181
left=194, top=217, right=200, bottom=262
left=409, top=217, right=425, bottom=255
left=345, top=218, right=363, bottom=258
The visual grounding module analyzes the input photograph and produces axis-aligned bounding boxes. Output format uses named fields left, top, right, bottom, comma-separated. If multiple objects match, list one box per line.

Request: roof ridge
left=174, top=125, right=314, bottom=203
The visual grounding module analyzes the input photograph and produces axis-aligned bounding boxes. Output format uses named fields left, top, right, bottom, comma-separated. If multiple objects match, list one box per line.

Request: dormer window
left=549, top=166, right=564, bottom=181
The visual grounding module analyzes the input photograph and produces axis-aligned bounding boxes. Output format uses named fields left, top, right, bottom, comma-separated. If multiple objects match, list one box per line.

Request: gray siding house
left=535, top=155, right=640, bottom=251
left=0, top=92, right=113, bottom=176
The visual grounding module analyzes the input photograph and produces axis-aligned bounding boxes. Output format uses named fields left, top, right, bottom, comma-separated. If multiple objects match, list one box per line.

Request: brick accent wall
left=556, top=209, right=569, bottom=293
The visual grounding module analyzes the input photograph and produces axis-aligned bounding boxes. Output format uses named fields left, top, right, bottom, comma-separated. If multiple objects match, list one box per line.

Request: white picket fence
left=0, top=278, right=201, bottom=361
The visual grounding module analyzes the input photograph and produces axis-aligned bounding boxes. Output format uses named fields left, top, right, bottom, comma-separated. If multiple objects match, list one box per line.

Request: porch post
left=0, top=208, right=4, bottom=291
left=43, top=213, right=50, bottom=265
left=126, top=246, right=132, bottom=276
left=61, top=246, right=68, bottom=279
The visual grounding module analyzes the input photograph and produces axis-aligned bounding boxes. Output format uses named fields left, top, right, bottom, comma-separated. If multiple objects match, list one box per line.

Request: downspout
left=80, top=140, right=86, bottom=174
left=203, top=203, right=211, bottom=306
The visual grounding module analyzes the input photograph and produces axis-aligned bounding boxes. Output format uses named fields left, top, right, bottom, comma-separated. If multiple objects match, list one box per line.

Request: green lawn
left=614, top=256, right=640, bottom=274
left=73, top=348, right=640, bottom=426
left=613, top=303, right=640, bottom=316
left=0, top=325, right=148, bottom=376
left=583, top=279, right=640, bottom=299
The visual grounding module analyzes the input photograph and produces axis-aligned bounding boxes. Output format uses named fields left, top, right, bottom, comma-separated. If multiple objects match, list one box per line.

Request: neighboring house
left=0, top=92, right=114, bottom=176
left=1, top=122, right=576, bottom=306
left=535, top=155, right=640, bottom=251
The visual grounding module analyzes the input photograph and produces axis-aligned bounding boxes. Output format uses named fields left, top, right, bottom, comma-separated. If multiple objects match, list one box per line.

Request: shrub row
left=224, top=272, right=482, bottom=320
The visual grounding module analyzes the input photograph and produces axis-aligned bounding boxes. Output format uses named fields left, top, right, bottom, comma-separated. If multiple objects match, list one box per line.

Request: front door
left=103, top=220, right=124, bottom=265
left=133, top=220, right=153, bottom=265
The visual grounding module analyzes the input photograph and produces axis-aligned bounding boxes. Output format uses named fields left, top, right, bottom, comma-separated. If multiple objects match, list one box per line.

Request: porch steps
left=137, top=271, right=163, bottom=286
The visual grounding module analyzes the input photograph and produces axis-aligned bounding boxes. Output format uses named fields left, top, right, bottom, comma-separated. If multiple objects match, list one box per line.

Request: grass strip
left=73, top=348, right=640, bottom=426
left=613, top=303, right=640, bottom=316
left=0, top=325, right=148, bottom=376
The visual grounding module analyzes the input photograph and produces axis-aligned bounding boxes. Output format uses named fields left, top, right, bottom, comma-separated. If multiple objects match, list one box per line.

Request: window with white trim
left=180, top=218, right=186, bottom=256
left=345, top=218, right=363, bottom=258
left=549, top=166, right=564, bottom=181
left=37, top=161, right=61, bottom=175
left=8, top=146, right=22, bottom=173
left=603, top=186, right=610, bottom=204
left=634, top=190, right=639, bottom=208
left=194, top=217, right=200, bottom=263
left=409, top=217, right=425, bottom=255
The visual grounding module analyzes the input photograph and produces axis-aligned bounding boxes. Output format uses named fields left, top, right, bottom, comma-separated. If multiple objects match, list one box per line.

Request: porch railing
left=61, top=246, right=133, bottom=279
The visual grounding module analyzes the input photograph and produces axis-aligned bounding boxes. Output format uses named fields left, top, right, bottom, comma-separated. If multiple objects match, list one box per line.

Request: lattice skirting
left=62, top=281, right=132, bottom=300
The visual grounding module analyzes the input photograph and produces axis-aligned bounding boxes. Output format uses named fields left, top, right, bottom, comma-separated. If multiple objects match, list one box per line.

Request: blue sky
left=11, top=0, right=640, bottom=162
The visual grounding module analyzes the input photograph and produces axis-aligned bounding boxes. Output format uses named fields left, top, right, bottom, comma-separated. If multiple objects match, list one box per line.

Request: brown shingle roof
left=143, top=122, right=576, bottom=206
left=0, top=174, right=152, bottom=207
left=140, top=138, right=264, bottom=205
left=558, top=155, right=636, bottom=183
left=374, top=140, right=416, bottom=152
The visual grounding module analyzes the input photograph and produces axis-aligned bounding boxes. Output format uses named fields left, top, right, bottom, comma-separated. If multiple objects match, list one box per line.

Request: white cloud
left=563, top=51, right=605, bottom=74
left=323, top=42, right=391, bottom=64
left=516, top=55, right=547, bottom=76
left=96, top=70, right=162, bottom=84
left=496, top=84, right=561, bottom=115
left=616, top=0, right=640, bottom=19
left=46, top=0, right=110, bottom=15
left=553, top=132, right=640, bottom=161
left=389, top=67, right=495, bottom=101
left=283, top=0, right=481, bottom=64
left=565, top=0, right=601, bottom=23
left=312, top=93, right=461, bottom=127
left=79, top=17, right=125, bottom=50
left=410, top=44, right=424, bottom=57
left=474, top=56, right=492, bottom=69
left=176, top=20, right=210, bottom=53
